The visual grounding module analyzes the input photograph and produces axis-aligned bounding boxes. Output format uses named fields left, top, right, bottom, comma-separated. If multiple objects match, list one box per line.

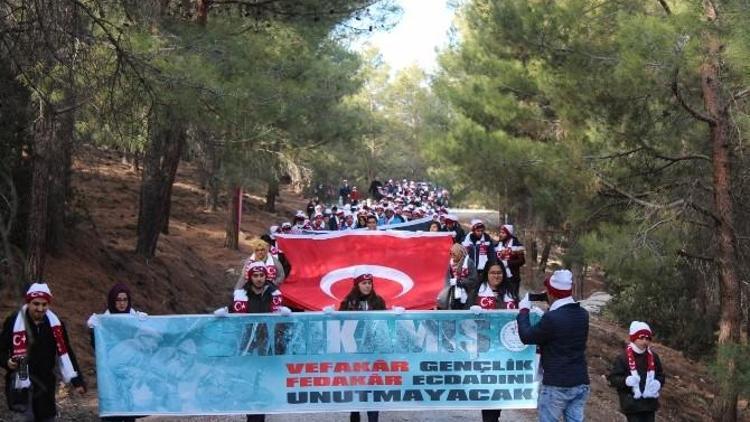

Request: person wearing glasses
left=607, top=321, right=665, bottom=422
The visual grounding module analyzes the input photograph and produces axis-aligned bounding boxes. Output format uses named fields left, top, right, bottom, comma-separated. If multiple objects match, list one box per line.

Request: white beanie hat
left=26, top=282, right=53, bottom=303
left=470, top=219, right=484, bottom=229
left=629, top=321, right=653, bottom=341
left=545, top=269, right=573, bottom=298
left=501, top=224, right=514, bottom=236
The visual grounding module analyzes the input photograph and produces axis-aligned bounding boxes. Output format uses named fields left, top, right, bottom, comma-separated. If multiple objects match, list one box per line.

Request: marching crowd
left=0, top=178, right=666, bottom=422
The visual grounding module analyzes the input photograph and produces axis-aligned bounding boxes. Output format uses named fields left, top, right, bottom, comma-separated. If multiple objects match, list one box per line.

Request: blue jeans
left=538, top=384, right=590, bottom=422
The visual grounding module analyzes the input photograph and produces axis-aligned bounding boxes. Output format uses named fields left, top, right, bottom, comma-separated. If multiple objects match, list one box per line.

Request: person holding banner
left=516, top=270, right=590, bottom=422
left=239, top=238, right=286, bottom=287
left=437, top=243, right=478, bottom=310
left=219, top=261, right=289, bottom=422
left=607, top=321, right=665, bottom=422
left=0, top=283, right=86, bottom=422
left=338, top=273, right=385, bottom=422
left=87, top=282, right=147, bottom=422
left=468, top=262, right=518, bottom=311
left=468, top=263, right=519, bottom=422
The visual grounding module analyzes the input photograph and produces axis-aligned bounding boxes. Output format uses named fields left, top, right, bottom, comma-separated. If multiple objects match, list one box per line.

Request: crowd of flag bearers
left=0, top=176, right=666, bottom=422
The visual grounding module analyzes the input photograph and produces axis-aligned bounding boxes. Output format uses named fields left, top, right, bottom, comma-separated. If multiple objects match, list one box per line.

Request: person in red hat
left=0, top=283, right=86, bottom=421
left=608, top=321, right=665, bottom=422
left=338, top=273, right=385, bottom=422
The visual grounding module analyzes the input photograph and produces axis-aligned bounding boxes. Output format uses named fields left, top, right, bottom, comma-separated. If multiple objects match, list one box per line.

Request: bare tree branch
left=656, top=0, right=672, bottom=15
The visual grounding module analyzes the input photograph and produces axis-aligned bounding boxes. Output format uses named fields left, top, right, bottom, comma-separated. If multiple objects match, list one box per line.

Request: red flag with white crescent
left=276, top=231, right=453, bottom=310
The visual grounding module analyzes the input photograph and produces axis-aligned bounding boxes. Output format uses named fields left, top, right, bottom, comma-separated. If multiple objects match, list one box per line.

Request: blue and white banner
left=93, top=310, right=540, bottom=416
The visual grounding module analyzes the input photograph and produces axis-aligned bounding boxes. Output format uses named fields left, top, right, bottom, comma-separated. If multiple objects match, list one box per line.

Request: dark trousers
left=481, top=409, right=502, bottom=422
left=626, top=412, right=655, bottom=422
left=350, top=411, right=379, bottom=422
left=246, top=415, right=265, bottom=422
left=102, top=418, right=136, bottom=422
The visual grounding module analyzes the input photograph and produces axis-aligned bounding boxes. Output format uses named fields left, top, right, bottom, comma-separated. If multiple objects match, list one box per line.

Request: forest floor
left=0, top=147, right=740, bottom=421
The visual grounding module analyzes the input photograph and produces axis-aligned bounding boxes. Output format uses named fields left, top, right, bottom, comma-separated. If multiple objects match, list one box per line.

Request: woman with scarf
left=88, top=283, right=146, bottom=422
left=338, top=273, right=385, bottom=422
left=437, top=243, right=478, bottom=310
left=608, top=321, right=665, bottom=422
left=465, top=263, right=518, bottom=422
left=238, top=238, right=286, bottom=288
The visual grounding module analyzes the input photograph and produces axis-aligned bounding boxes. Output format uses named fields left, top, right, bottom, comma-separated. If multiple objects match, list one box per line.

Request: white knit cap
left=548, top=270, right=573, bottom=292
left=470, top=219, right=484, bottom=228
left=629, top=321, right=652, bottom=337
left=501, top=224, right=514, bottom=235
left=26, top=282, right=53, bottom=302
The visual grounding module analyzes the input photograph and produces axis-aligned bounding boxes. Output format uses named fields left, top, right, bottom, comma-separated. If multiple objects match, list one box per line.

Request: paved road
left=143, top=409, right=536, bottom=421
left=451, top=209, right=502, bottom=228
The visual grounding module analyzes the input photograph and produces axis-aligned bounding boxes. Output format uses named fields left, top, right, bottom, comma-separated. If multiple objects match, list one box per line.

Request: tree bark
left=26, top=104, right=56, bottom=281
left=224, top=185, right=241, bottom=250
left=701, top=3, right=740, bottom=420
left=136, top=109, right=186, bottom=258
left=47, top=92, right=75, bottom=254
left=265, top=179, right=279, bottom=213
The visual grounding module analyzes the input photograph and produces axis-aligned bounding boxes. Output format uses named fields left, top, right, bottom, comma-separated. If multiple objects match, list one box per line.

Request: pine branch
left=671, top=67, right=716, bottom=125
left=656, top=0, right=672, bottom=15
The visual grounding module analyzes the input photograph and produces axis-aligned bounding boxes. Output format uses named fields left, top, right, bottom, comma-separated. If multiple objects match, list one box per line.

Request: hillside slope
left=0, top=148, right=730, bottom=421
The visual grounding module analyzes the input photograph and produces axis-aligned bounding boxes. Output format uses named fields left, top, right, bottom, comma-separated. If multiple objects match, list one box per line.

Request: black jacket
left=608, top=349, right=665, bottom=414
left=462, top=232, right=496, bottom=272
left=517, top=302, right=590, bottom=387
left=0, top=310, right=85, bottom=419
left=231, top=283, right=280, bottom=314
left=442, top=223, right=465, bottom=244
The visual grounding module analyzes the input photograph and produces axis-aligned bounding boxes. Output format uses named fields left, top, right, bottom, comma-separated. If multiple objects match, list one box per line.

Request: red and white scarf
left=462, top=235, right=490, bottom=270
left=450, top=256, right=470, bottom=301
left=476, top=283, right=516, bottom=310
left=497, top=238, right=525, bottom=278
left=626, top=343, right=656, bottom=399
left=12, top=306, right=77, bottom=388
left=232, top=287, right=283, bottom=313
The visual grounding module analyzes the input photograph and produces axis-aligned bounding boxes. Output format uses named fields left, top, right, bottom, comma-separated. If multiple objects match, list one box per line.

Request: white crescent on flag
left=320, top=265, right=414, bottom=300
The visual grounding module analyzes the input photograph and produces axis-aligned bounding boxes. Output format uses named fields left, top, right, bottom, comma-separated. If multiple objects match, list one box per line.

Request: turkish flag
left=276, top=231, right=453, bottom=310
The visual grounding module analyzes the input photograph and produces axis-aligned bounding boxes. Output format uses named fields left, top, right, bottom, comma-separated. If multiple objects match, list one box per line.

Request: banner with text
left=94, top=310, right=540, bottom=416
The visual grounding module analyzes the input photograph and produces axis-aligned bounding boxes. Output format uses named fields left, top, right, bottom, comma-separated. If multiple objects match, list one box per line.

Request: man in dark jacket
left=441, top=214, right=465, bottom=244
left=0, top=283, right=86, bottom=421
left=495, top=224, right=525, bottom=298
left=608, top=321, right=665, bottom=422
left=516, top=270, right=590, bottom=422
left=219, top=262, right=290, bottom=421
left=461, top=219, right=496, bottom=280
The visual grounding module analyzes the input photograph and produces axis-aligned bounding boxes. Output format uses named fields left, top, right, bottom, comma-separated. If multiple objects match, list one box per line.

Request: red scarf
left=626, top=343, right=655, bottom=399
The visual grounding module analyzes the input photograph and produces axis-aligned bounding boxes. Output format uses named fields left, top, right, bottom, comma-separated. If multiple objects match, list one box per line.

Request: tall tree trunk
left=136, top=109, right=185, bottom=258
left=224, top=185, right=241, bottom=250
left=702, top=3, right=740, bottom=420
left=26, top=104, right=56, bottom=281
left=47, top=93, right=75, bottom=254
left=265, top=179, right=279, bottom=213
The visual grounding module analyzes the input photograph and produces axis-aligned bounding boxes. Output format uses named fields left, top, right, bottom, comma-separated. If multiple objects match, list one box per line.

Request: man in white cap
left=0, top=283, right=86, bottom=421
left=516, top=270, right=590, bottom=422
left=607, top=321, right=665, bottom=422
